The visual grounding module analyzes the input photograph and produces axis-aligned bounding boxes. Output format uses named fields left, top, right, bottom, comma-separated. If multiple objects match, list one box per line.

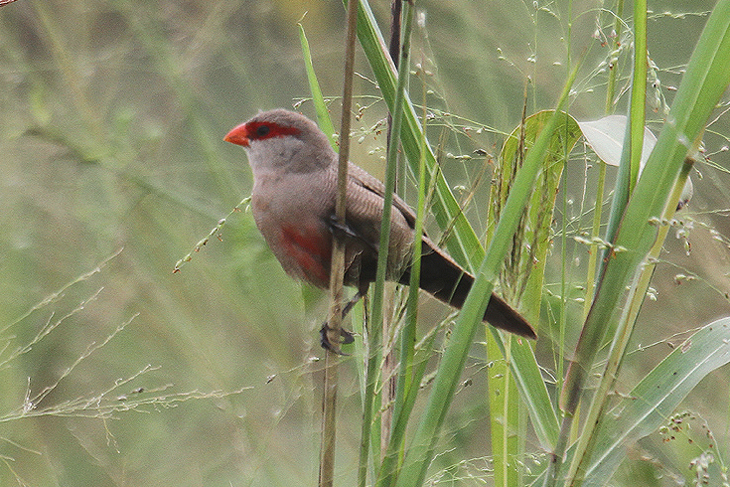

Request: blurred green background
left=1, top=1, right=729, bottom=486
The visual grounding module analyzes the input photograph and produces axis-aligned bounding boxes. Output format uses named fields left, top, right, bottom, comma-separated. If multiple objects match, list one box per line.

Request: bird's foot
left=320, top=323, right=355, bottom=355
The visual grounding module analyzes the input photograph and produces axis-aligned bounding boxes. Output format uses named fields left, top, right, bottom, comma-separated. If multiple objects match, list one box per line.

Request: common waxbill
left=224, top=109, right=536, bottom=348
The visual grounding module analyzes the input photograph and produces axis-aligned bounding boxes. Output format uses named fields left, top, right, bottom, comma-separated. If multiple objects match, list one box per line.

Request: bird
left=224, top=109, right=536, bottom=350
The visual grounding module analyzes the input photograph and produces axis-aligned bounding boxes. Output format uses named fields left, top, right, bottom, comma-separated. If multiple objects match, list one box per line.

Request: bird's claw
left=320, top=323, right=355, bottom=355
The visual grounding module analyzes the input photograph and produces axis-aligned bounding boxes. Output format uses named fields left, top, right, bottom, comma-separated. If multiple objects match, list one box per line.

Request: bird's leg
left=341, top=289, right=364, bottom=320
left=320, top=290, right=364, bottom=352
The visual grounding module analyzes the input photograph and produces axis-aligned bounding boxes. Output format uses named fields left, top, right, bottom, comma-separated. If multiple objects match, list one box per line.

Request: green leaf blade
left=581, top=318, right=730, bottom=485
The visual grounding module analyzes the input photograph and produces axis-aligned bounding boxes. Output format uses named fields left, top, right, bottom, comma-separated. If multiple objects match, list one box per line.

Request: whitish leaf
left=578, top=115, right=656, bottom=168
left=578, top=115, right=693, bottom=206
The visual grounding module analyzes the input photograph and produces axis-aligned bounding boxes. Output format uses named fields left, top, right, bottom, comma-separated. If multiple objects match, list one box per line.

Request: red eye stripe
left=245, top=121, right=301, bottom=142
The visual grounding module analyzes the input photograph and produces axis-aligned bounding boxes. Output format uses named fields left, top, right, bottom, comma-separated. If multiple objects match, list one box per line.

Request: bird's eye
left=256, top=125, right=270, bottom=137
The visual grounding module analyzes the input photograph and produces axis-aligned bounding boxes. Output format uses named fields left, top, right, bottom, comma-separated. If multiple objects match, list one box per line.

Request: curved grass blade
left=580, top=318, right=730, bottom=485
left=486, top=110, right=580, bottom=485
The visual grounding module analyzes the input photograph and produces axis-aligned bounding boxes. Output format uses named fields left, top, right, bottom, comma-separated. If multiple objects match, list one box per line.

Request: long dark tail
left=399, top=241, right=537, bottom=340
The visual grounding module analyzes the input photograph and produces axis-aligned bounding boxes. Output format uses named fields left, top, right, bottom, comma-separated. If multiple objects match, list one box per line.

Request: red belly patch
left=280, top=224, right=332, bottom=287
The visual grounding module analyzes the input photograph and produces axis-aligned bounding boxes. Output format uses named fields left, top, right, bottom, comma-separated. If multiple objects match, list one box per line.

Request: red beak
left=224, top=123, right=249, bottom=147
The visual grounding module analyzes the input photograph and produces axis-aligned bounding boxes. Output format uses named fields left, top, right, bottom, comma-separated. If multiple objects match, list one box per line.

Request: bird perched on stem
left=224, top=109, right=536, bottom=350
